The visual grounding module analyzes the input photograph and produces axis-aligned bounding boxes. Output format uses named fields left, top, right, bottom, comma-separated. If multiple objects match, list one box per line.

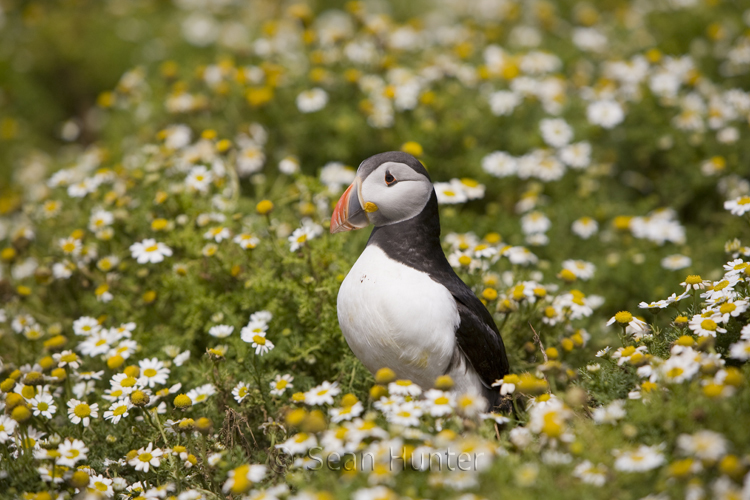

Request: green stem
left=251, top=354, right=271, bottom=413
left=499, top=313, right=510, bottom=335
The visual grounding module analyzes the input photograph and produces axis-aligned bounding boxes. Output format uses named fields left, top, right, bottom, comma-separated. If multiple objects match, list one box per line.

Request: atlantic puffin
left=330, top=151, right=510, bottom=409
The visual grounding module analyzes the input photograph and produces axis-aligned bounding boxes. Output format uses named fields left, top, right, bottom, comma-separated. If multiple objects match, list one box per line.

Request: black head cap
left=357, top=151, right=431, bottom=182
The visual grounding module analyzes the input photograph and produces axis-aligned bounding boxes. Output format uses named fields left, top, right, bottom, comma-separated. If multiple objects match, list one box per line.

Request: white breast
left=337, top=245, right=460, bottom=389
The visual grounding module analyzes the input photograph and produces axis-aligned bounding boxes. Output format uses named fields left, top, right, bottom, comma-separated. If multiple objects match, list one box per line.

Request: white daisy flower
left=304, top=381, right=340, bottom=406
left=424, top=389, right=454, bottom=417
left=203, top=226, right=231, bottom=242
left=434, top=181, right=467, bottom=204
left=559, top=142, right=592, bottom=169
left=296, top=88, right=328, bottom=113
left=729, top=339, right=750, bottom=361
left=587, top=99, right=625, bottom=129
left=222, top=464, right=268, bottom=493
left=232, top=382, right=250, bottom=403
left=329, top=401, right=364, bottom=423
left=129, top=442, right=163, bottom=472
left=56, top=438, right=89, bottom=467
left=388, top=379, right=422, bottom=397
left=234, top=233, right=260, bottom=249
left=539, top=118, right=573, bottom=148
left=186, top=384, right=216, bottom=405
left=724, top=195, right=750, bottom=216
left=129, top=238, right=173, bottom=264
left=387, top=401, right=422, bottom=427
left=288, top=226, right=316, bottom=252
left=0, top=416, right=17, bottom=444
left=73, top=316, right=101, bottom=336
left=104, top=399, right=132, bottom=424
left=138, top=358, right=171, bottom=387
left=88, top=474, right=114, bottom=498
left=89, top=209, right=114, bottom=233
left=573, top=460, right=607, bottom=486
left=208, top=325, right=234, bottom=338
left=688, top=313, right=726, bottom=337
left=571, top=217, right=598, bottom=239
left=677, top=430, right=728, bottom=461
left=661, top=254, right=692, bottom=270
left=30, top=393, right=57, bottom=419
left=66, top=399, right=98, bottom=427
left=481, top=151, right=517, bottom=178
left=276, top=433, right=317, bottom=455
left=269, top=374, right=294, bottom=396
left=243, top=330, right=274, bottom=356
left=613, top=444, right=665, bottom=472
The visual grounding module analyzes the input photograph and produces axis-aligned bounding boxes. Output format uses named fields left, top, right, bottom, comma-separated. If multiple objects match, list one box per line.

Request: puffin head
left=330, top=151, right=433, bottom=234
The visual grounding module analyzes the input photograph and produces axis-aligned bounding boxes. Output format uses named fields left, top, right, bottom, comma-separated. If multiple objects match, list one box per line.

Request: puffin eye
left=384, top=170, right=397, bottom=186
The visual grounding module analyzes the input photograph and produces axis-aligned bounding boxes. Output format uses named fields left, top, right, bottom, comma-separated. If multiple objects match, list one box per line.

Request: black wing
left=445, top=278, right=510, bottom=390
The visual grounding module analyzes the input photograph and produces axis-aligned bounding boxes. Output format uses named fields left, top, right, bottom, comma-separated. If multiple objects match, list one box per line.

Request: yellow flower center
left=296, top=234, right=307, bottom=244
left=74, top=403, right=91, bottom=418
left=276, top=380, right=288, bottom=389
left=720, top=303, right=736, bottom=314
left=139, top=452, right=153, bottom=462
left=61, top=353, right=77, bottom=363
left=252, top=335, right=266, bottom=345
left=37, top=402, right=49, bottom=411
left=113, top=405, right=127, bottom=416
left=541, top=412, right=563, bottom=437
left=62, top=242, right=76, bottom=252
left=621, top=346, right=636, bottom=357
left=435, top=396, right=449, bottom=405
left=145, top=244, right=159, bottom=252
left=143, top=368, right=158, bottom=378
left=238, top=387, right=248, bottom=397
left=458, top=255, right=472, bottom=266
left=443, top=190, right=456, bottom=197
left=685, top=275, right=702, bottom=285
left=738, top=196, right=750, bottom=205
left=95, top=482, right=108, bottom=492
left=714, top=280, right=729, bottom=291
left=68, top=449, right=80, bottom=458
left=700, top=319, right=717, bottom=331
left=667, top=367, right=684, bottom=378
left=614, top=311, right=633, bottom=324
left=121, top=377, right=137, bottom=387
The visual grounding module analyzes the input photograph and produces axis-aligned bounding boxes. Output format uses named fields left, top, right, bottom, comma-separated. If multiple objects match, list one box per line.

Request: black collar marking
left=365, top=190, right=510, bottom=397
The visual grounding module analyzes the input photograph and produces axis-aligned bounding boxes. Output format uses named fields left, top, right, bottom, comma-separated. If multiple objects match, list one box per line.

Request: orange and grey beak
left=330, top=177, right=370, bottom=234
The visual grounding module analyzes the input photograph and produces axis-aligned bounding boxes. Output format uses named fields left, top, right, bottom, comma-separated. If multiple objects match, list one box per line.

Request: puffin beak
left=330, top=176, right=370, bottom=234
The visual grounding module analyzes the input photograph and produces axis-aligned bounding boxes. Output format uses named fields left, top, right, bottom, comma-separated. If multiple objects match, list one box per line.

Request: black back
left=366, top=189, right=510, bottom=407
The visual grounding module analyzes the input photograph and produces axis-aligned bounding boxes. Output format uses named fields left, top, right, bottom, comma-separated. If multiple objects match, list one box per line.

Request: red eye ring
left=385, top=170, right=397, bottom=186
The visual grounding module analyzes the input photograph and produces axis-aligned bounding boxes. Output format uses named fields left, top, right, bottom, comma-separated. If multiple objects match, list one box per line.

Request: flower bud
left=173, top=394, right=192, bottom=409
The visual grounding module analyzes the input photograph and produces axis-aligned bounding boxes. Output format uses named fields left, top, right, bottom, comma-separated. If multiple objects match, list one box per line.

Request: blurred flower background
left=1, top=0, right=750, bottom=499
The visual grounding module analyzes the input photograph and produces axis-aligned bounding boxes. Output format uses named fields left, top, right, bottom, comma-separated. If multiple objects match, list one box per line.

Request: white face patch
left=359, top=162, right=433, bottom=226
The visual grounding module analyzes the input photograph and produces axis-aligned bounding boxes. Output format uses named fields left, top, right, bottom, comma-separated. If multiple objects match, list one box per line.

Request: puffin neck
left=365, top=191, right=445, bottom=270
